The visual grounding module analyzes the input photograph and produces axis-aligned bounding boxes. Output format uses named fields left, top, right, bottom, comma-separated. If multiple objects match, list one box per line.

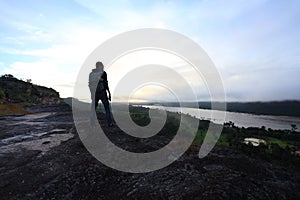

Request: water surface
left=145, top=105, right=300, bottom=131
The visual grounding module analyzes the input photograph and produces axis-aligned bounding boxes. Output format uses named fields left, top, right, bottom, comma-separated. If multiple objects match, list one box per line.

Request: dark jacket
left=98, top=71, right=109, bottom=90
left=97, top=71, right=109, bottom=92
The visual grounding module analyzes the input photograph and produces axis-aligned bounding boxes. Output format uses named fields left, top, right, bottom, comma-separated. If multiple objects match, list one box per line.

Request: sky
left=0, top=0, right=300, bottom=102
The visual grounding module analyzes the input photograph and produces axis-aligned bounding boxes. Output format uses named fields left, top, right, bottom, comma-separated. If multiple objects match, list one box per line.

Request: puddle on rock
left=1, top=129, right=68, bottom=145
left=14, top=112, right=55, bottom=120
left=0, top=133, right=74, bottom=153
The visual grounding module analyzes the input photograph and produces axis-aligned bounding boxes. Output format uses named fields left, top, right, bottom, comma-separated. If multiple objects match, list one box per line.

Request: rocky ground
left=0, top=104, right=299, bottom=200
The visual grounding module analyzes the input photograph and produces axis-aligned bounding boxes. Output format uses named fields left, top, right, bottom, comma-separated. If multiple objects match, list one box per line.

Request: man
left=89, top=61, right=113, bottom=126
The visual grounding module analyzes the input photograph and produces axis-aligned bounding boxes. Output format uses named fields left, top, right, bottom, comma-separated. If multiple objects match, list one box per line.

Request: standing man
left=89, top=61, right=113, bottom=127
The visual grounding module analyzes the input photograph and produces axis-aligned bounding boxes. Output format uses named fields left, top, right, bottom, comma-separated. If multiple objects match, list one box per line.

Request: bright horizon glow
left=0, top=0, right=300, bottom=101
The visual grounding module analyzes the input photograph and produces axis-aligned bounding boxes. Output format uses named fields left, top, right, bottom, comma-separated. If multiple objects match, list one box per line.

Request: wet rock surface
left=0, top=104, right=299, bottom=199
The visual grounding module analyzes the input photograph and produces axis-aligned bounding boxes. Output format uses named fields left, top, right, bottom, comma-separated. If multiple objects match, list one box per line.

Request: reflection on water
left=145, top=105, right=300, bottom=131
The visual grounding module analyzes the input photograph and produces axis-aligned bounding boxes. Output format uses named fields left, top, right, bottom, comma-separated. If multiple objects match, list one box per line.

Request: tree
left=291, top=124, right=297, bottom=132
left=224, top=121, right=235, bottom=128
left=1, top=74, right=14, bottom=78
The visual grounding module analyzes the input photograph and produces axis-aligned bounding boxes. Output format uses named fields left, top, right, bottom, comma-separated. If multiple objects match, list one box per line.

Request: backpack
left=89, top=69, right=104, bottom=93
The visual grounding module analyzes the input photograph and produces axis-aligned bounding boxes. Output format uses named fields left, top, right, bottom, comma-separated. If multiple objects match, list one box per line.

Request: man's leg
left=90, top=99, right=96, bottom=125
left=94, top=91, right=100, bottom=110
left=90, top=89, right=97, bottom=125
left=90, top=91, right=101, bottom=125
left=100, top=95, right=112, bottom=125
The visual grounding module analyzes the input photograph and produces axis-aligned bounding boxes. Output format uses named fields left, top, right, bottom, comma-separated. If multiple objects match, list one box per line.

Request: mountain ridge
left=0, top=74, right=61, bottom=105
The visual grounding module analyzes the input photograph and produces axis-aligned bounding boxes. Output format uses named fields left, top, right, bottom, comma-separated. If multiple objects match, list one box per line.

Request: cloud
left=1, top=21, right=118, bottom=97
left=74, top=0, right=176, bottom=29
left=1, top=0, right=300, bottom=101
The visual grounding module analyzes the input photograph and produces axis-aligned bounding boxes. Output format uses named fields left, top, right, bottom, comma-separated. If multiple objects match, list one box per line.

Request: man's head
left=96, top=61, right=104, bottom=70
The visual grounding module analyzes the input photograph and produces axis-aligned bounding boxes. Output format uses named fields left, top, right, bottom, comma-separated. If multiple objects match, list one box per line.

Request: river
left=143, top=105, right=300, bottom=131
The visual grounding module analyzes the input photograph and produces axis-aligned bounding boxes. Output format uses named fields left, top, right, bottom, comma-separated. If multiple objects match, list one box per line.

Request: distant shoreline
left=129, top=100, right=300, bottom=118
left=64, top=97, right=300, bottom=117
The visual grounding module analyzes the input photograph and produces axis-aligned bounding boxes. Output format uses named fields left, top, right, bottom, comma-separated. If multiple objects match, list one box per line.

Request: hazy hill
left=0, top=74, right=60, bottom=104
left=136, top=101, right=300, bottom=117
left=220, top=101, right=300, bottom=117
left=198, top=101, right=300, bottom=117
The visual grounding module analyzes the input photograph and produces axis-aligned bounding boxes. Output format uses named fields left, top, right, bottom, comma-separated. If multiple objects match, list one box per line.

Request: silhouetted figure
left=89, top=62, right=113, bottom=126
